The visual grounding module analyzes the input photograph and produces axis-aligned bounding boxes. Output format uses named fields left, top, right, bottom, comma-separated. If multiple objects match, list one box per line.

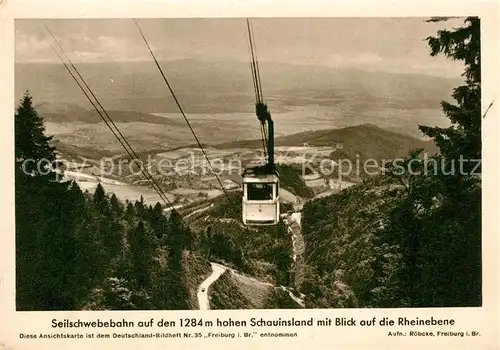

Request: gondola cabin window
left=247, top=183, right=274, bottom=201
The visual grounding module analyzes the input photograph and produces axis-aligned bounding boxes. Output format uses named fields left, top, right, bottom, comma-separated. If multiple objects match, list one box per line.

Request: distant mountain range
left=17, top=58, right=454, bottom=157
left=16, top=59, right=459, bottom=114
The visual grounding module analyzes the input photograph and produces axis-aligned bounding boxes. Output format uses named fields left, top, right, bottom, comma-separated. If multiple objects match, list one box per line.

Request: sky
left=15, top=17, right=466, bottom=77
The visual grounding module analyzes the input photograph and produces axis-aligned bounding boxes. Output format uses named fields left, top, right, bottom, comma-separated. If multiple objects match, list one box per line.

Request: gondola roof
left=242, top=163, right=279, bottom=177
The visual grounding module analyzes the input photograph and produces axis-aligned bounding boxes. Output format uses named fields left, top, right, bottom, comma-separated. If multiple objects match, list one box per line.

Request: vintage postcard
left=0, top=0, right=498, bottom=349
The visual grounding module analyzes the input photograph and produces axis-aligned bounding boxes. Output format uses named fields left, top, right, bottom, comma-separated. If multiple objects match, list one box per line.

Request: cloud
left=73, top=51, right=105, bottom=61
left=303, top=51, right=463, bottom=78
left=320, top=52, right=384, bottom=68
left=16, top=30, right=146, bottom=63
left=14, top=19, right=464, bottom=78
left=70, top=35, right=155, bottom=62
left=15, top=31, right=52, bottom=61
left=97, top=36, right=122, bottom=50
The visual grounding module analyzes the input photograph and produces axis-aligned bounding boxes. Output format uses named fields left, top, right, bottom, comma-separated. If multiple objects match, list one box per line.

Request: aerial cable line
left=247, top=40, right=260, bottom=105
left=44, top=36, right=170, bottom=210
left=43, top=22, right=169, bottom=199
left=247, top=33, right=268, bottom=156
left=133, top=18, right=234, bottom=205
left=246, top=25, right=267, bottom=156
left=246, top=18, right=262, bottom=104
left=132, top=18, right=233, bottom=205
left=47, top=39, right=188, bottom=229
left=246, top=18, right=269, bottom=161
left=43, top=23, right=190, bottom=230
left=247, top=20, right=267, bottom=154
left=43, top=23, right=171, bottom=209
left=260, top=124, right=267, bottom=156
left=45, top=34, right=172, bottom=210
left=248, top=19, right=264, bottom=105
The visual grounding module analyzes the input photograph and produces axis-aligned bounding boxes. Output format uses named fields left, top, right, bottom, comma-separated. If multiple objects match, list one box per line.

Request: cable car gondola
left=242, top=19, right=280, bottom=226
left=242, top=147, right=280, bottom=226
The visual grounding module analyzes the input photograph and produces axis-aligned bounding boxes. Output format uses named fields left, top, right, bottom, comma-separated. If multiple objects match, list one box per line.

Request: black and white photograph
left=14, top=16, right=483, bottom=312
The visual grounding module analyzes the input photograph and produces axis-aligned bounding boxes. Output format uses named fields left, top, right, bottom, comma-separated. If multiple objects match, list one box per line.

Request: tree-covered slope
left=299, top=17, right=482, bottom=308
left=15, top=92, right=211, bottom=311
left=300, top=177, right=400, bottom=308
left=197, top=191, right=294, bottom=286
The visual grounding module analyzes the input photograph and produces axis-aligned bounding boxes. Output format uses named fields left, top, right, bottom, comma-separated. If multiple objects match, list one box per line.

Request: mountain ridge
left=16, top=58, right=459, bottom=114
left=50, top=122, right=438, bottom=161
left=211, top=123, right=439, bottom=160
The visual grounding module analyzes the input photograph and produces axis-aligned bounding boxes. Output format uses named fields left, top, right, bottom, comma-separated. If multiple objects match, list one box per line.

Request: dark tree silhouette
left=420, top=17, right=481, bottom=168
left=15, top=92, right=204, bottom=311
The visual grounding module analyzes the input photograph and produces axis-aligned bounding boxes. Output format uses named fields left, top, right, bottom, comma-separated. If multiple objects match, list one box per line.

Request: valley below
left=16, top=59, right=460, bottom=310
left=55, top=120, right=437, bottom=209
left=50, top=115, right=440, bottom=310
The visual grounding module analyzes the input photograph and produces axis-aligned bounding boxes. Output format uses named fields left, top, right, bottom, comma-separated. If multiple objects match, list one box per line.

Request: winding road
left=196, top=260, right=305, bottom=310
left=195, top=195, right=307, bottom=310
left=196, top=262, right=227, bottom=310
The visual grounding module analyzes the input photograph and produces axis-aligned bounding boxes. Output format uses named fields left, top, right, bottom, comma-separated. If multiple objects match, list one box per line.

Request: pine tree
left=162, top=211, right=190, bottom=309
left=124, top=202, right=136, bottom=225
left=15, top=91, right=57, bottom=178
left=129, top=221, right=152, bottom=287
left=134, top=196, right=147, bottom=220
left=151, top=202, right=166, bottom=239
left=34, top=181, right=82, bottom=310
left=170, top=210, right=193, bottom=250
left=375, top=17, right=483, bottom=307
left=93, top=183, right=108, bottom=214
left=110, top=193, right=123, bottom=216
left=419, top=17, right=481, bottom=170
left=15, top=93, right=89, bottom=310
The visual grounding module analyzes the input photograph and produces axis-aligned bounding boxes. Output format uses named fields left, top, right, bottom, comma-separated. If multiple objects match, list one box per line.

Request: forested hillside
left=209, top=271, right=301, bottom=310
left=299, top=17, right=482, bottom=308
left=276, top=164, right=315, bottom=198
left=15, top=93, right=210, bottom=310
left=197, top=191, right=294, bottom=287
left=15, top=93, right=306, bottom=310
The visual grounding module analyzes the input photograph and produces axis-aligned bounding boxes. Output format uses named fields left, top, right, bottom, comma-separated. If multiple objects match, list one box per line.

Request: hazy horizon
left=15, top=17, right=463, bottom=144
left=16, top=17, right=466, bottom=78
left=15, top=58, right=465, bottom=79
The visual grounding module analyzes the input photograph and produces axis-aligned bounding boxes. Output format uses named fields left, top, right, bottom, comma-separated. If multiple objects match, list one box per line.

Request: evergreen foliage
left=300, top=17, right=482, bottom=308
left=15, top=92, right=202, bottom=310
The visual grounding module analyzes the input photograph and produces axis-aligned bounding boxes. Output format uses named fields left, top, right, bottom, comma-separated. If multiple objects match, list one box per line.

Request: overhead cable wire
left=246, top=18, right=262, bottom=104
left=247, top=19, right=264, bottom=104
left=247, top=37, right=260, bottom=105
left=44, top=23, right=171, bottom=208
left=43, top=22, right=190, bottom=230
left=246, top=18, right=268, bottom=158
left=247, top=32, right=267, bottom=155
left=133, top=18, right=234, bottom=205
